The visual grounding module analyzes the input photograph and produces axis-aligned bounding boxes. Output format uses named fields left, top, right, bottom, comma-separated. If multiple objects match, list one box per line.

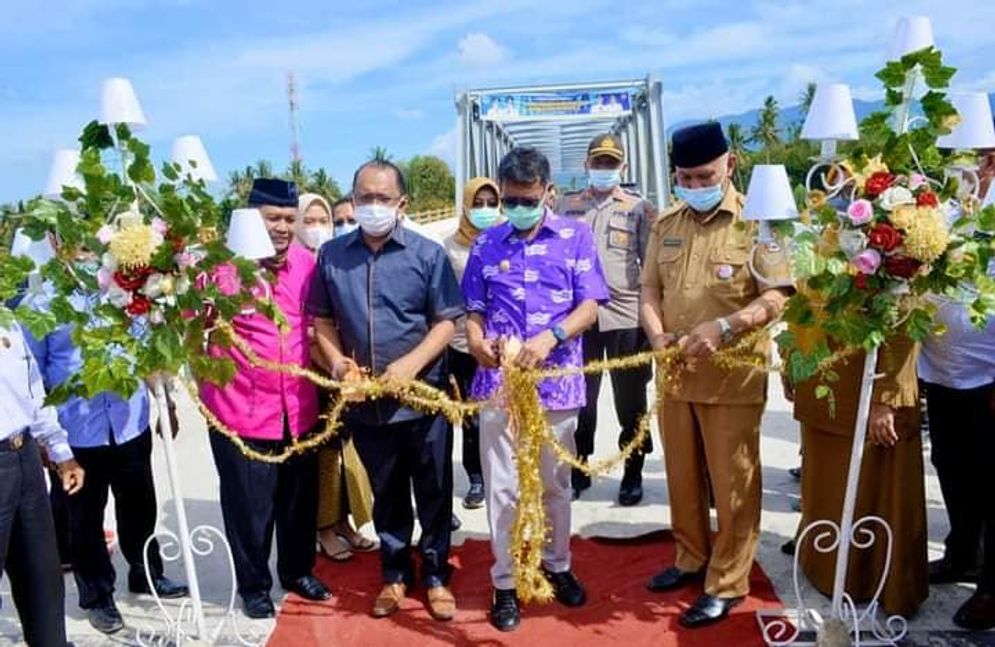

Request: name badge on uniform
left=716, top=264, right=735, bottom=280
left=662, top=237, right=683, bottom=248
left=608, top=229, right=631, bottom=248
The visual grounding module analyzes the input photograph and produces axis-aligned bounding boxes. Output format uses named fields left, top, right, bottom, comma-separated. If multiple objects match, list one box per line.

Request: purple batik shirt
left=461, top=211, right=609, bottom=411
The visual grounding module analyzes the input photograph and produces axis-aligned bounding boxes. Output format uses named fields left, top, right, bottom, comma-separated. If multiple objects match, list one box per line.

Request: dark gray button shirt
left=307, top=225, right=465, bottom=425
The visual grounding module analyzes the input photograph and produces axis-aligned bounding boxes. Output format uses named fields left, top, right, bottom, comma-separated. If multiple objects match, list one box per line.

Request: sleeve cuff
left=435, top=305, right=466, bottom=322
left=45, top=441, right=74, bottom=464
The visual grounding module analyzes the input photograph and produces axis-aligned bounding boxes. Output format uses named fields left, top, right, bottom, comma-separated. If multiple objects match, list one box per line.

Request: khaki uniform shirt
left=641, top=187, right=792, bottom=405
left=557, top=186, right=655, bottom=331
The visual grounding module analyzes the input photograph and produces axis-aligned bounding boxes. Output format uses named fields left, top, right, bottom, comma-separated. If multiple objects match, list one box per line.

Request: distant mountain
left=668, top=93, right=995, bottom=139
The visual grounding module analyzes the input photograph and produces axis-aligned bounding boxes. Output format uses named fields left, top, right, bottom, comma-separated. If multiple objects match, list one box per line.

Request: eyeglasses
left=502, top=196, right=543, bottom=209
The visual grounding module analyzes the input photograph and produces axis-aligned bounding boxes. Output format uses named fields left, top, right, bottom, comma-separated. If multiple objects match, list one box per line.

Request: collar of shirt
left=497, top=209, right=564, bottom=243
left=347, top=223, right=408, bottom=250
left=582, top=185, right=625, bottom=205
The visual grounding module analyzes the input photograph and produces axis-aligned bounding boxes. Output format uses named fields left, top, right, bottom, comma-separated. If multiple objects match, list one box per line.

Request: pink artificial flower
left=97, top=266, right=113, bottom=292
left=909, top=173, right=927, bottom=190
left=853, top=249, right=882, bottom=275
left=96, top=225, right=115, bottom=245
left=151, top=217, right=168, bottom=235
left=174, top=252, right=197, bottom=270
left=847, top=199, right=874, bottom=226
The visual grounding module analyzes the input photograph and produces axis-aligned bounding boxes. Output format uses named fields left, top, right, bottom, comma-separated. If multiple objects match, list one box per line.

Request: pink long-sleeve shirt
left=199, top=244, right=320, bottom=440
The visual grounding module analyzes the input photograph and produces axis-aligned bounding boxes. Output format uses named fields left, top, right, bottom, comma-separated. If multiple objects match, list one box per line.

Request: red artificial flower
left=868, top=223, right=903, bottom=252
left=864, top=172, right=896, bottom=198
left=854, top=273, right=870, bottom=290
left=113, top=266, right=153, bottom=291
left=916, top=191, right=939, bottom=208
left=883, top=254, right=923, bottom=279
left=125, top=295, right=151, bottom=316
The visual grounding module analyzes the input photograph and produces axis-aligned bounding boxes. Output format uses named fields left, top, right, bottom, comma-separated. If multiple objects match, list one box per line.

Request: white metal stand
left=757, top=347, right=908, bottom=646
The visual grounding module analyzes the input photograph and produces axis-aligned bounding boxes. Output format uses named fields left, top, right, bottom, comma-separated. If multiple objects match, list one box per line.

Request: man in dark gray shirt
left=307, top=160, right=464, bottom=622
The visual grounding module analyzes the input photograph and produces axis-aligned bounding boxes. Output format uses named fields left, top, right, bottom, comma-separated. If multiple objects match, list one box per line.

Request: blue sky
left=1, top=0, right=993, bottom=203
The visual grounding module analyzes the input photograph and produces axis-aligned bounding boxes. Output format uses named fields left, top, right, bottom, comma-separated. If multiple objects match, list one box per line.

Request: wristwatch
left=716, top=317, right=734, bottom=344
left=551, top=325, right=568, bottom=345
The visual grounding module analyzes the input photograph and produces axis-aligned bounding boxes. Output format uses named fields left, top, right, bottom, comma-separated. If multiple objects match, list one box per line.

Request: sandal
left=338, top=532, right=378, bottom=552
left=317, top=535, right=354, bottom=562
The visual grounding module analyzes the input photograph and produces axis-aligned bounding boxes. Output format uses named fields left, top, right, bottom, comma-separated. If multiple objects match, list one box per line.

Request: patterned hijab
left=455, top=177, right=501, bottom=248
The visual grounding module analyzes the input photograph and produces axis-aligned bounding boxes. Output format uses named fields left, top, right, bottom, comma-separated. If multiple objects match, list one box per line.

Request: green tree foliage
left=401, top=155, right=455, bottom=212
left=750, top=95, right=782, bottom=163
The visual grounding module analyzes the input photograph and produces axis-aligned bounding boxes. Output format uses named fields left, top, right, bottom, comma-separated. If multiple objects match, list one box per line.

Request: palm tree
left=370, top=146, right=392, bottom=163
left=726, top=123, right=750, bottom=188
left=287, top=159, right=308, bottom=189
left=253, top=159, right=274, bottom=178
left=750, top=95, right=781, bottom=163
left=309, top=167, right=342, bottom=201
left=799, top=82, right=817, bottom=116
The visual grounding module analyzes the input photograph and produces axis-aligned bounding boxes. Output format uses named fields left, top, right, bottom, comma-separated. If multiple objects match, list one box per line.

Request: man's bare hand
left=515, top=331, right=558, bottom=370
left=679, top=320, right=723, bottom=360
left=469, top=337, right=500, bottom=369
left=382, top=355, right=422, bottom=383
left=57, top=459, right=85, bottom=495
left=868, top=403, right=898, bottom=447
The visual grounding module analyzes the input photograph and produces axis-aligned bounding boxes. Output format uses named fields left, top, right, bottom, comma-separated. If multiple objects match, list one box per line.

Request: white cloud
left=429, top=126, right=458, bottom=166
left=457, top=33, right=508, bottom=68
left=393, top=108, right=425, bottom=120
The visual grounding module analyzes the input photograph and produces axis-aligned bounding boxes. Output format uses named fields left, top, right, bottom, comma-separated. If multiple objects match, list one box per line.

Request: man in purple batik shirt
left=461, top=147, right=608, bottom=633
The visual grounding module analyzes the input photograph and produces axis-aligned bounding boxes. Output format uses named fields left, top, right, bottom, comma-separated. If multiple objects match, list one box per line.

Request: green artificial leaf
left=13, top=305, right=58, bottom=339
left=875, top=62, right=908, bottom=88
left=79, top=121, right=114, bottom=150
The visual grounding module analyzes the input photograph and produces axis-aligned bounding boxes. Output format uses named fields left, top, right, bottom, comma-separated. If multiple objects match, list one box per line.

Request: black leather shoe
left=571, top=463, right=591, bottom=500
left=781, top=539, right=796, bottom=556
left=129, top=573, right=189, bottom=599
left=618, top=456, right=645, bottom=507
left=451, top=514, right=462, bottom=531
left=679, top=594, right=743, bottom=628
left=282, top=575, right=332, bottom=601
left=463, top=477, right=485, bottom=509
left=954, top=591, right=995, bottom=630
left=928, top=558, right=980, bottom=585
left=788, top=466, right=802, bottom=481
left=543, top=568, right=586, bottom=607
left=646, top=566, right=704, bottom=592
left=490, top=588, right=520, bottom=632
left=242, top=592, right=276, bottom=619
left=87, top=601, right=125, bottom=635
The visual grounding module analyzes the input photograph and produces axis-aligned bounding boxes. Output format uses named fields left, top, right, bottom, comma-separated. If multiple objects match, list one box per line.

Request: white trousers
left=479, top=406, right=579, bottom=590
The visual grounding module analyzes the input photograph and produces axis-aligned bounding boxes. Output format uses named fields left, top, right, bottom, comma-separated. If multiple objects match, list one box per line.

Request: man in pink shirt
left=202, top=178, right=330, bottom=619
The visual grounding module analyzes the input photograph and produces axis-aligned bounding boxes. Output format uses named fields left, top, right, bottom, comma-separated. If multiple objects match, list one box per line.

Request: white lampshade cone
left=801, top=84, right=859, bottom=142
left=100, top=77, right=147, bottom=127
left=11, top=229, right=55, bottom=268
left=743, top=165, right=799, bottom=222
left=171, top=135, right=218, bottom=183
left=226, top=209, right=276, bottom=260
left=43, top=149, right=84, bottom=199
left=937, top=93, right=995, bottom=150
left=888, top=16, right=935, bottom=60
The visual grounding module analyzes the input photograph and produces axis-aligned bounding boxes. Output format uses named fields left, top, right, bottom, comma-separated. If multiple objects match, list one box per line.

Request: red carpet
left=269, top=531, right=781, bottom=647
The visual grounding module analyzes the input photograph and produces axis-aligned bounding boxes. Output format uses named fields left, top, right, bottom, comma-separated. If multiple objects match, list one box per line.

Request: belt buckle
left=10, top=433, right=24, bottom=450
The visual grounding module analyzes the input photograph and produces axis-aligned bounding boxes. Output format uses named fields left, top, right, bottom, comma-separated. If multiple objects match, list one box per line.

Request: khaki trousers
left=661, top=399, right=764, bottom=598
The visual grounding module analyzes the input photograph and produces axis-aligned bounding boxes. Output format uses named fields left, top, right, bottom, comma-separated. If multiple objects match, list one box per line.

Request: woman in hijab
left=443, top=177, right=502, bottom=509
left=297, top=192, right=377, bottom=560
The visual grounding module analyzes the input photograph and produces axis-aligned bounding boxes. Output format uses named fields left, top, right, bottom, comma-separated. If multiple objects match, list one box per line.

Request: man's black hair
left=497, top=147, right=551, bottom=186
left=332, top=195, right=353, bottom=210
left=352, top=160, right=407, bottom=196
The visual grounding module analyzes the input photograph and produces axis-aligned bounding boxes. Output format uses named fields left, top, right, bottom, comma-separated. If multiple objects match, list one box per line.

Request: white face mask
left=300, top=226, right=333, bottom=251
left=354, top=204, right=398, bottom=237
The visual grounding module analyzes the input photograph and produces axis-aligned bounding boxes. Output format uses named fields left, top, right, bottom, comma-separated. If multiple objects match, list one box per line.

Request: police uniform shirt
left=641, top=186, right=793, bottom=405
left=0, top=323, right=73, bottom=462
left=558, top=186, right=656, bottom=331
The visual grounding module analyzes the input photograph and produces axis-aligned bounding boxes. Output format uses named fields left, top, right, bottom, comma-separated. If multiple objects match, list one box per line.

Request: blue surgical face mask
left=675, top=183, right=725, bottom=213
left=467, top=207, right=502, bottom=230
left=588, top=169, right=621, bottom=191
left=504, top=204, right=544, bottom=231
left=335, top=222, right=359, bottom=238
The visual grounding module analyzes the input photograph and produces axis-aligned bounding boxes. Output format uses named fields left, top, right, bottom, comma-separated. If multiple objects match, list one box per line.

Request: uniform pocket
left=656, top=246, right=683, bottom=290
left=707, top=247, right=751, bottom=292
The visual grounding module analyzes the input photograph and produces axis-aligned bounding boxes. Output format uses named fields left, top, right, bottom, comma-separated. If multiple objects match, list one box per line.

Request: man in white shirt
left=0, top=321, right=84, bottom=647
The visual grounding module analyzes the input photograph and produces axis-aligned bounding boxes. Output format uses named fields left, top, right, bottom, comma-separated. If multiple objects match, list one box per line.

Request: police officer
left=639, top=123, right=792, bottom=627
left=0, top=321, right=85, bottom=647
left=557, top=134, right=655, bottom=505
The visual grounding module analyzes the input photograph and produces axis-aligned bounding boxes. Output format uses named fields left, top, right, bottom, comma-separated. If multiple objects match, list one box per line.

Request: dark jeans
left=209, top=430, right=319, bottom=598
left=352, top=414, right=453, bottom=587
left=70, top=429, right=164, bottom=609
left=448, top=348, right=482, bottom=482
left=924, top=380, right=995, bottom=592
left=576, top=326, right=652, bottom=458
left=0, top=434, right=68, bottom=647
left=49, top=469, right=71, bottom=565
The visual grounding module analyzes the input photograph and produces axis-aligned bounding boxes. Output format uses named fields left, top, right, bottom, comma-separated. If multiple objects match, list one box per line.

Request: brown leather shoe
left=372, top=582, right=406, bottom=618
left=953, top=591, right=995, bottom=631
left=426, top=585, right=457, bottom=621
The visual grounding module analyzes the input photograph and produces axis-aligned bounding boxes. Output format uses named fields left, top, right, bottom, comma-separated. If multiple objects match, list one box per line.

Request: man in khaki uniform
left=639, top=122, right=792, bottom=628
left=557, top=134, right=656, bottom=505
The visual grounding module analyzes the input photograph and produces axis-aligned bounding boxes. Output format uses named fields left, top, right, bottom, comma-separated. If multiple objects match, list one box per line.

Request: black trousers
left=48, top=470, right=71, bottom=565
left=352, top=414, right=453, bottom=587
left=575, top=326, right=652, bottom=458
left=924, top=380, right=995, bottom=593
left=0, top=435, right=68, bottom=647
left=448, top=348, right=482, bottom=481
left=69, top=430, right=164, bottom=609
left=209, top=429, right=318, bottom=598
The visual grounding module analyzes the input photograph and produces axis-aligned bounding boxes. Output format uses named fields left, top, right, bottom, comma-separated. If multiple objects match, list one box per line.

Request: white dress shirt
left=919, top=293, right=995, bottom=390
left=0, top=323, right=73, bottom=463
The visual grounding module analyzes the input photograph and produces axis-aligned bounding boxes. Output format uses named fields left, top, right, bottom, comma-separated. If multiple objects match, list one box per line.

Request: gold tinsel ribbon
left=196, top=320, right=851, bottom=603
